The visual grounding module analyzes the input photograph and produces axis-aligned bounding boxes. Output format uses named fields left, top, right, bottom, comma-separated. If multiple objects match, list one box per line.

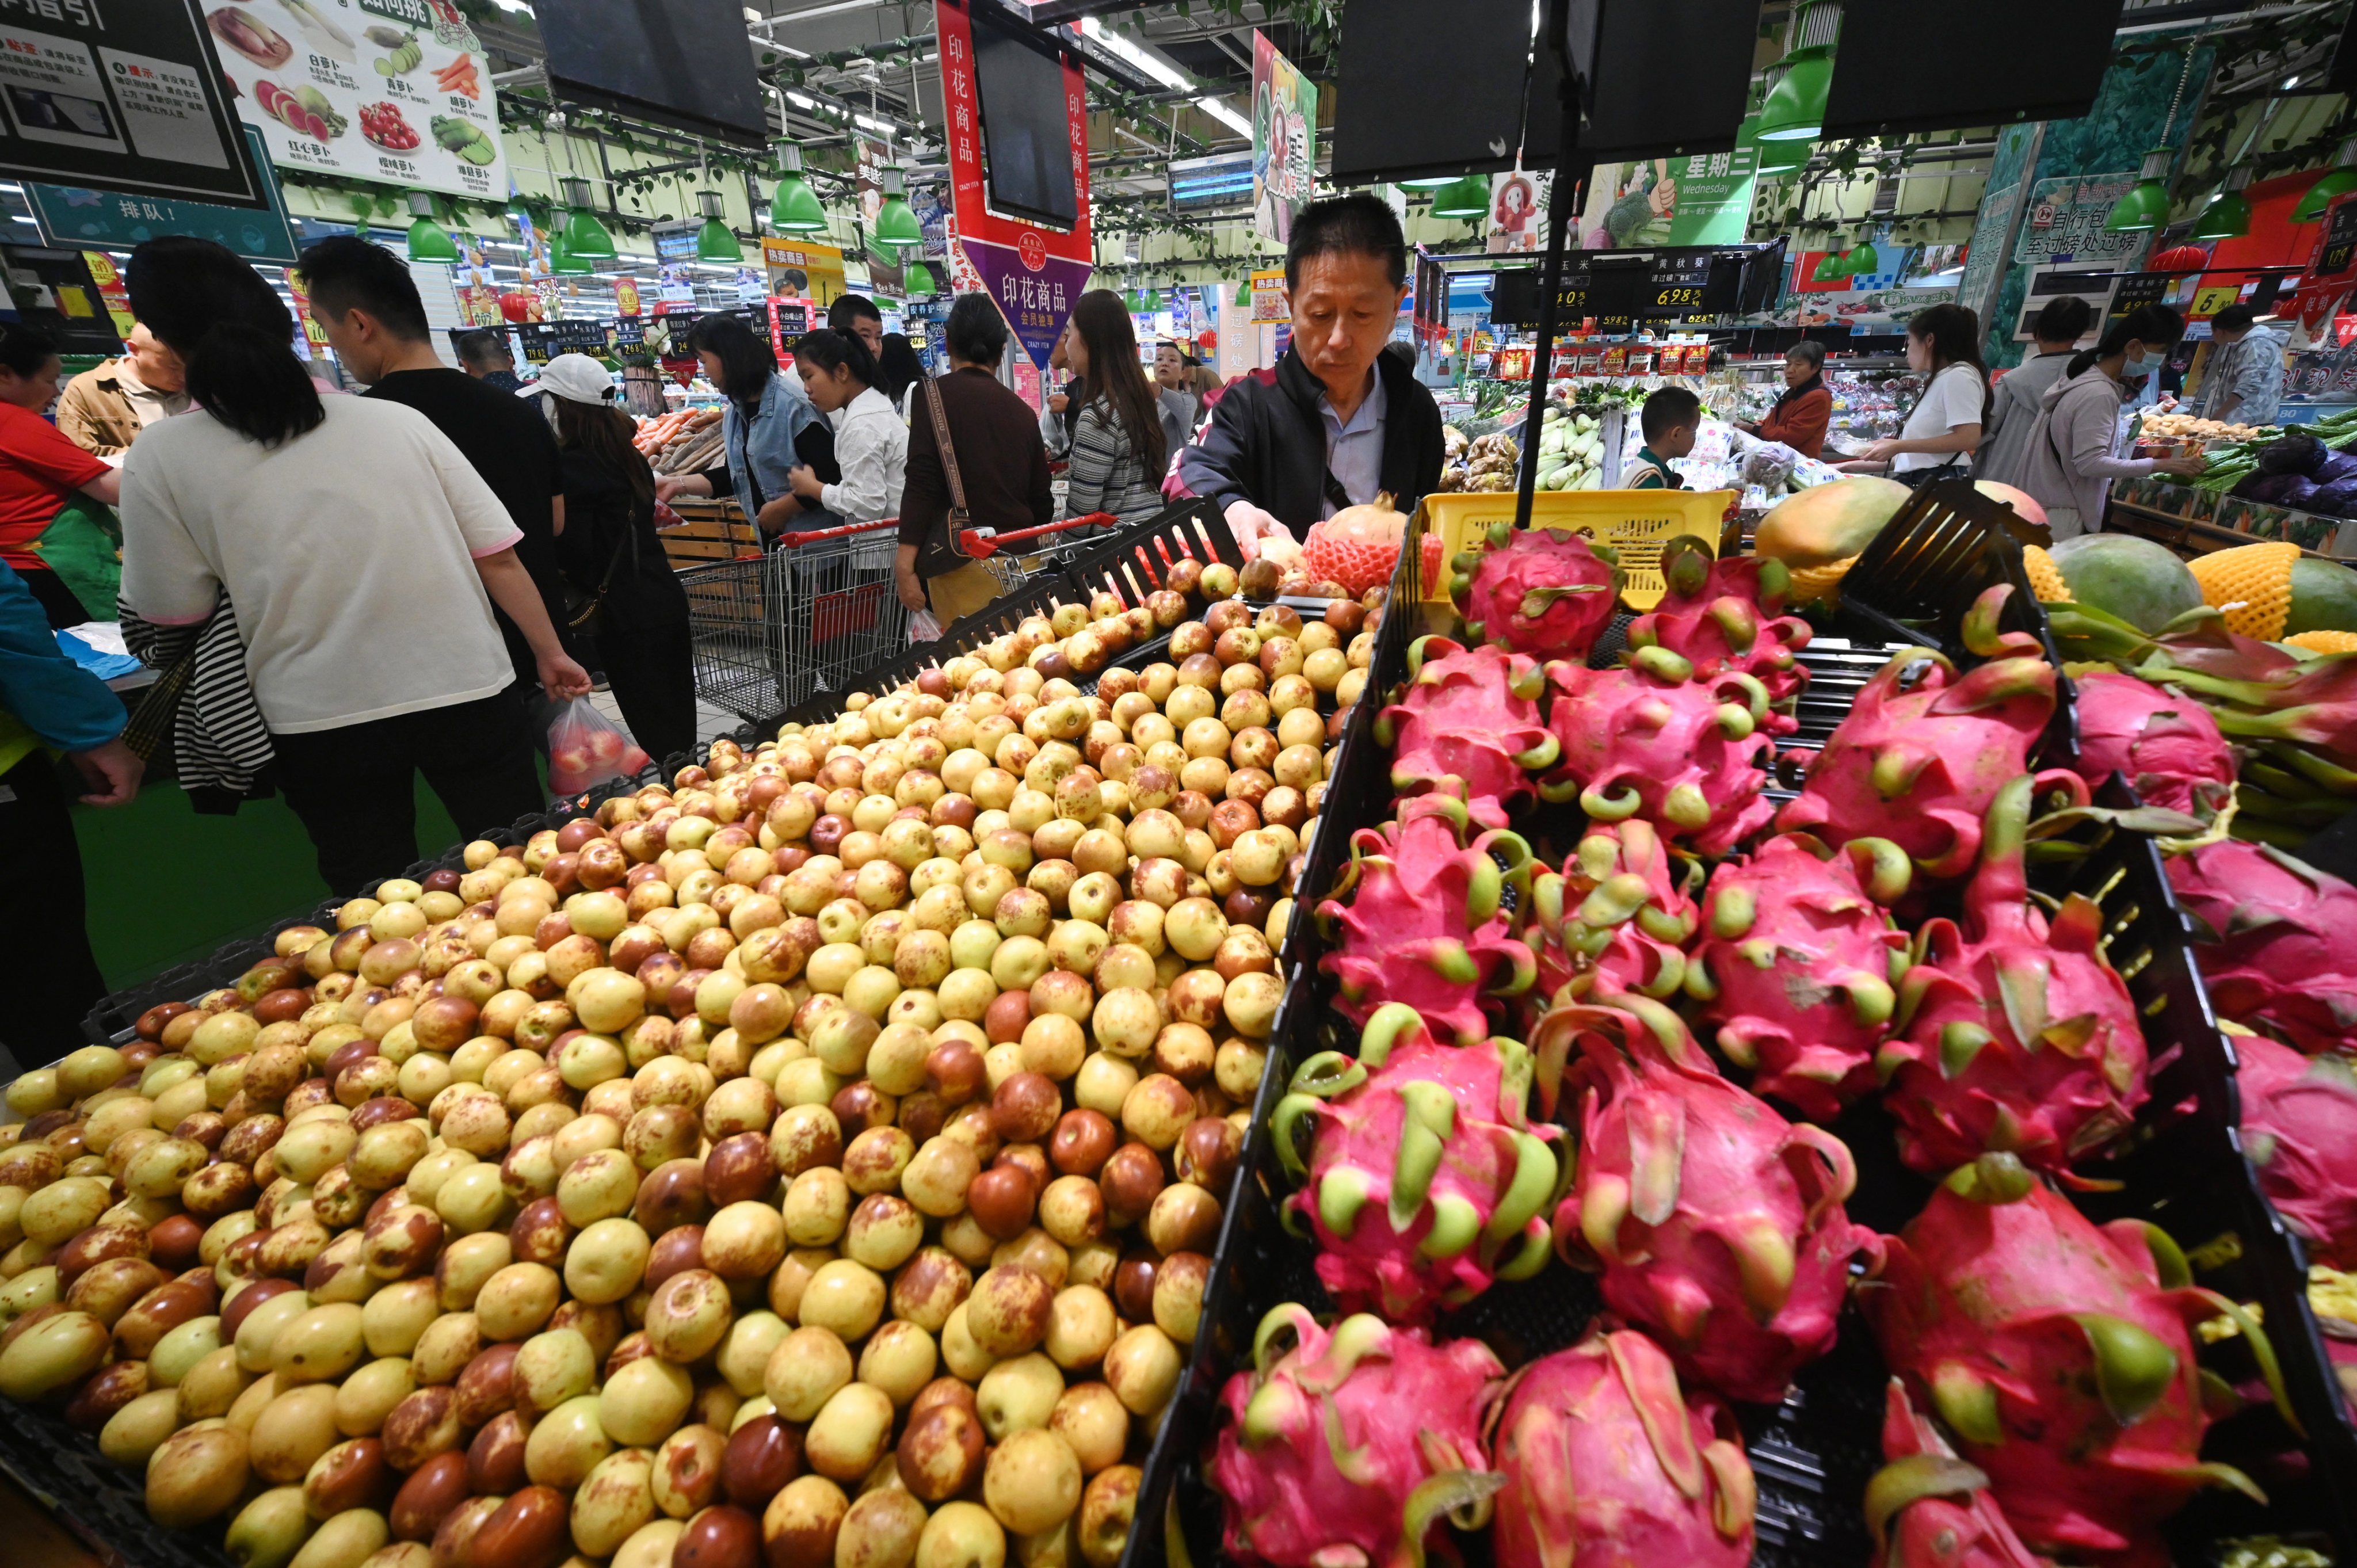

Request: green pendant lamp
left=558, top=178, right=615, bottom=259
left=1429, top=173, right=1490, bottom=221
left=769, top=140, right=829, bottom=234
left=550, top=227, right=593, bottom=275
left=1123, top=289, right=1143, bottom=312
left=2191, top=165, right=2254, bottom=241
left=1845, top=239, right=1879, bottom=276
left=2104, top=148, right=2177, bottom=233
left=405, top=190, right=460, bottom=262
left=1397, top=174, right=1455, bottom=189
left=902, top=260, right=936, bottom=297
left=873, top=167, right=924, bottom=252
left=1235, top=277, right=1253, bottom=305
left=696, top=190, right=743, bottom=264
left=1809, top=241, right=1849, bottom=284
left=2294, top=135, right=2357, bottom=223
left=1143, top=288, right=1162, bottom=312
left=1757, top=1, right=1840, bottom=143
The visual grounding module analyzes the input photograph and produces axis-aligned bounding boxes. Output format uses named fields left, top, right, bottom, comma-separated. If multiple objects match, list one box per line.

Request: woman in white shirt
left=1856, top=302, right=1989, bottom=483
left=787, top=328, right=906, bottom=526
left=117, top=235, right=589, bottom=892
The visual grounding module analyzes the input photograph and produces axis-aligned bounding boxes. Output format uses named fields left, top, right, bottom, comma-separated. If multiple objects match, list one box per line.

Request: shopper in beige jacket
left=56, top=322, right=189, bottom=457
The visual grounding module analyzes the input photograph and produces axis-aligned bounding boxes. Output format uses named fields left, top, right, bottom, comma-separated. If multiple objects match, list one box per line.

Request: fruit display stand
left=1414, top=489, right=1740, bottom=613
left=1135, top=493, right=2357, bottom=1568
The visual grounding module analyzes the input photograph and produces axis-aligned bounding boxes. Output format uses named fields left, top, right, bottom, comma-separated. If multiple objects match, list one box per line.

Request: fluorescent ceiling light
left=855, top=113, right=893, bottom=133
left=1080, top=16, right=1191, bottom=92
left=1195, top=97, right=1249, bottom=136
left=787, top=91, right=818, bottom=109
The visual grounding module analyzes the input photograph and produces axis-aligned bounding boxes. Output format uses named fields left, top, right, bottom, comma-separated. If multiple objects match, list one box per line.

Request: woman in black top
left=529, top=354, right=696, bottom=765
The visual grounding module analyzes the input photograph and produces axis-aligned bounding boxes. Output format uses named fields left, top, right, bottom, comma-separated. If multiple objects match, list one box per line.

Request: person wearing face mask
left=2019, top=304, right=2206, bottom=540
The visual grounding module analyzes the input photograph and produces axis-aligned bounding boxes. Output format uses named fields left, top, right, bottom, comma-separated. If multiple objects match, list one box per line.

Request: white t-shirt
left=120, top=396, right=522, bottom=734
left=1895, top=361, right=1987, bottom=472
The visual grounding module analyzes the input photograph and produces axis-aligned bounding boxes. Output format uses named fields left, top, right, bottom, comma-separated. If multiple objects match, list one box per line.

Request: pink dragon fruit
left=1539, top=653, right=1776, bottom=859
left=1624, top=536, right=1813, bottom=728
left=2167, top=838, right=2357, bottom=1054
left=1862, top=1152, right=2278, bottom=1566
left=2237, top=1032, right=2357, bottom=1268
left=1208, top=1304, right=1504, bottom=1568
left=1376, top=636, right=1560, bottom=826
left=1777, top=585, right=2087, bottom=879
left=1865, top=1379, right=2047, bottom=1568
left=1684, top=832, right=1913, bottom=1123
left=1536, top=990, right=1878, bottom=1403
left=1317, top=790, right=1539, bottom=1047
left=1272, top=1002, right=1558, bottom=1321
left=1520, top=818, right=1701, bottom=1017
left=2071, top=670, right=2236, bottom=817
left=1448, top=522, right=1623, bottom=663
left=1880, top=775, right=2149, bottom=1177
left=1485, top=1328, right=1755, bottom=1568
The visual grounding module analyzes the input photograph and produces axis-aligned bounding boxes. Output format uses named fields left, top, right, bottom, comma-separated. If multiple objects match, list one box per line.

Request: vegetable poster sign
left=935, top=0, right=1092, bottom=374
left=204, top=0, right=506, bottom=200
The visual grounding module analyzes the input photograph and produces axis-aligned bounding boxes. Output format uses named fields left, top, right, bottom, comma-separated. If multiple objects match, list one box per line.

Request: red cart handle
left=958, top=513, right=1116, bottom=559
left=768, top=516, right=906, bottom=549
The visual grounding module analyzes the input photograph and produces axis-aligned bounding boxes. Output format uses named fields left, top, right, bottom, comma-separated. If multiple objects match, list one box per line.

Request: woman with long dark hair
left=2020, top=304, right=2206, bottom=539
left=115, top=235, right=587, bottom=892
left=1065, top=291, right=1169, bottom=527
left=0, top=321, right=123, bottom=628
left=528, top=354, right=695, bottom=764
left=875, top=332, right=925, bottom=417
left=656, top=312, right=840, bottom=537
left=790, top=328, right=906, bottom=527
left=1856, top=301, right=1988, bottom=482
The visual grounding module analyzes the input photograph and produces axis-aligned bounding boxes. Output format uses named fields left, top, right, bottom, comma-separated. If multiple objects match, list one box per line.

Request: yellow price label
left=2191, top=285, right=2242, bottom=318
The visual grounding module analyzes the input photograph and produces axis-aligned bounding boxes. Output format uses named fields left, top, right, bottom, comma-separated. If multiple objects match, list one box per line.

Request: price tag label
left=2190, top=284, right=2244, bottom=319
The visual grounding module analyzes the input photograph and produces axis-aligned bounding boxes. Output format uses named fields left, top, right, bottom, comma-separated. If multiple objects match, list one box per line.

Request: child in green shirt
left=1627, top=386, right=1701, bottom=490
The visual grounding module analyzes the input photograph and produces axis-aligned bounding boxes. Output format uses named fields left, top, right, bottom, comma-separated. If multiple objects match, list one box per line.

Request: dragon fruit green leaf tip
left=1684, top=830, right=1913, bottom=1123
left=1521, top=818, right=1701, bottom=1020
left=1536, top=988, right=1879, bottom=1404
left=1777, top=583, right=2089, bottom=879
left=1862, top=1151, right=2293, bottom=1568
left=1865, top=1378, right=2049, bottom=1568
left=1272, top=1002, right=1558, bottom=1323
left=1315, top=789, right=1540, bottom=1050
left=1878, top=775, right=2150, bottom=1177
left=1624, top=534, right=1814, bottom=726
left=1375, top=635, right=1559, bottom=827
left=1207, top=1303, right=1504, bottom=1568
left=1486, top=1327, right=1756, bottom=1568
left=1448, top=521, right=1623, bottom=663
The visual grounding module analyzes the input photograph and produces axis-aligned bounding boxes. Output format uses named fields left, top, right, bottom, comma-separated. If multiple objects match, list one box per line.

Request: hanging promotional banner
left=936, top=0, right=1092, bottom=372
left=1487, top=167, right=1548, bottom=255
left=0, top=0, right=266, bottom=207
left=1250, top=266, right=1286, bottom=323
left=204, top=0, right=508, bottom=200
left=761, top=237, right=849, bottom=308
left=2013, top=172, right=2147, bottom=268
left=1251, top=31, right=1314, bottom=245
left=1572, top=154, right=1756, bottom=249
left=25, top=126, right=298, bottom=261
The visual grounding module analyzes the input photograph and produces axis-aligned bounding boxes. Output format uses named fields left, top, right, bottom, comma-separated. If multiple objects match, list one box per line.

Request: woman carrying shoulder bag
left=897, top=294, right=1052, bottom=628
left=1851, top=302, right=1988, bottom=486
left=2020, top=304, right=2205, bottom=540
left=527, top=353, right=695, bottom=763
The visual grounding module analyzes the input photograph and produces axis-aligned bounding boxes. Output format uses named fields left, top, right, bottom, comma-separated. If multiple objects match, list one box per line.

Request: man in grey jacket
left=1977, top=296, right=2092, bottom=489
left=2194, top=303, right=2286, bottom=426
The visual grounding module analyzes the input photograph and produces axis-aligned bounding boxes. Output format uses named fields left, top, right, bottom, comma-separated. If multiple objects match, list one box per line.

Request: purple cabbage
left=2312, top=474, right=2357, bottom=517
left=2317, top=451, right=2357, bottom=484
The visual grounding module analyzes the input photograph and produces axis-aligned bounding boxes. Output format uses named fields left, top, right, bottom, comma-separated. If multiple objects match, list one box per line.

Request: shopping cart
left=681, top=517, right=907, bottom=720
left=958, top=512, right=1118, bottom=594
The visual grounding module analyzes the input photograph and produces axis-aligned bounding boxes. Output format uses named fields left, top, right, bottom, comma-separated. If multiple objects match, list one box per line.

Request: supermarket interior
left=21, top=1, right=2357, bottom=1566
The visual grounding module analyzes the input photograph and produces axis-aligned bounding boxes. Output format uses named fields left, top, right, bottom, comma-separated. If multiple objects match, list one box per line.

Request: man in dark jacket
left=1178, top=192, right=1443, bottom=550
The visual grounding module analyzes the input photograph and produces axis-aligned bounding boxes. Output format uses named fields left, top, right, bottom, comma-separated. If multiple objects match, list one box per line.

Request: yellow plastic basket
left=1410, top=489, right=1736, bottom=610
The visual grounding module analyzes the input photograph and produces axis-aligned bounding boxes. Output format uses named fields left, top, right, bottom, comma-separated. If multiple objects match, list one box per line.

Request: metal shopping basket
left=958, top=512, right=1117, bottom=594
left=681, top=518, right=906, bottom=720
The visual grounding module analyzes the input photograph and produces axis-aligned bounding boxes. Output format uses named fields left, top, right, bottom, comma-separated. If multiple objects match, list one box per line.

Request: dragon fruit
left=1272, top=1002, right=1558, bottom=1321
left=1536, top=990, right=1878, bottom=1403
left=1777, top=585, right=2087, bottom=878
left=1485, top=1328, right=1755, bottom=1568
left=1208, top=1303, right=1504, bottom=1568
left=1880, top=776, right=2149, bottom=1177
left=2071, top=670, right=2236, bottom=817
left=1624, top=536, right=1813, bottom=727
left=1865, top=1380, right=2047, bottom=1568
left=2167, top=838, right=2357, bottom=1054
left=1862, top=1152, right=2278, bottom=1566
left=2237, top=1032, right=2357, bottom=1269
left=1376, top=636, right=1559, bottom=827
left=1684, top=833, right=1913, bottom=1123
left=1317, top=790, right=1539, bottom=1047
left=1521, top=818, right=1700, bottom=1016
left=1448, top=522, right=1623, bottom=663
left=1539, top=654, right=1776, bottom=859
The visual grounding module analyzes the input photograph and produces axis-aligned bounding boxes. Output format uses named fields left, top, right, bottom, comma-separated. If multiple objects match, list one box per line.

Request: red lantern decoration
left=2151, top=244, right=2211, bottom=273
left=498, top=291, right=536, bottom=323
